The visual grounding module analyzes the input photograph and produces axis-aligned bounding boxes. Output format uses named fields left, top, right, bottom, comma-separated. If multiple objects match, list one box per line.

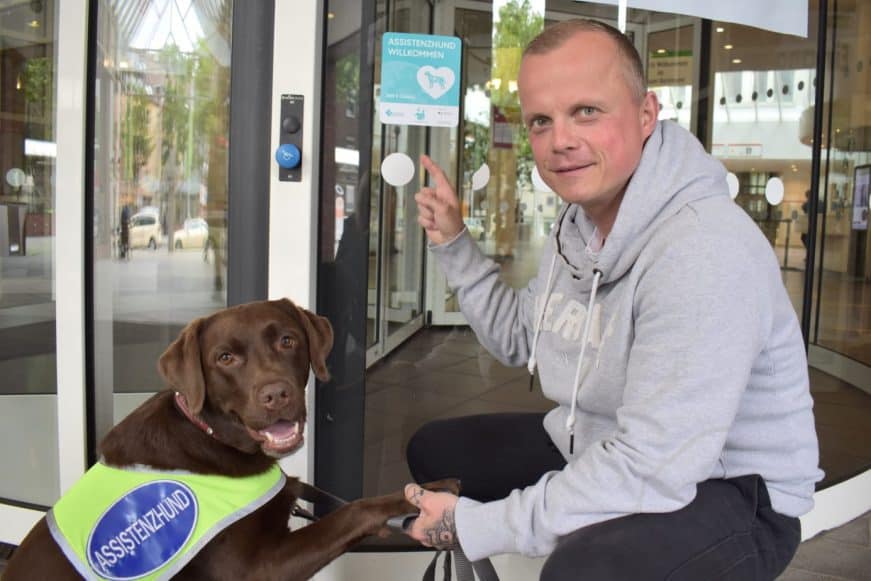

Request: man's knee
left=406, top=420, right=444, bottom=481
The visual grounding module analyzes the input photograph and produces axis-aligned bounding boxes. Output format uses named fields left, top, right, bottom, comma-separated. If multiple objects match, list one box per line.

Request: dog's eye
left=280, top=335, right=297, bottom=349
left=217, top=352, right=234, bottom=365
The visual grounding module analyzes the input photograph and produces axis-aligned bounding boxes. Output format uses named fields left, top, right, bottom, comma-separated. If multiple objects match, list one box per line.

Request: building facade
left=1, top=1, right=869, bottom=578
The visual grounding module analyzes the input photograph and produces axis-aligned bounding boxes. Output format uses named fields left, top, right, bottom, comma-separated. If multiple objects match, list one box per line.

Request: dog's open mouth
left=247, top=420, right=305, bottom=455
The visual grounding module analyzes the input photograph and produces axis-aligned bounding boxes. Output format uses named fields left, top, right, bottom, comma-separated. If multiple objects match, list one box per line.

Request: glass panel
left=0, top=0, right=60, bottom=505
left=708, top=21, right=818, bottom=315
left=812, top=0, right=871, bottom=484
left=383, top=1, right=428, bottom=340
left=92, top=0, right=232, bottom=424
left=705, top=12, right=871, bottom=485
left=816, top=2, right=871, bottom=365
left=334, top=0, right=869, bottom=503
left=647, top=24, right=694, bottom=132
left=449, top=0, right=548, bottom=320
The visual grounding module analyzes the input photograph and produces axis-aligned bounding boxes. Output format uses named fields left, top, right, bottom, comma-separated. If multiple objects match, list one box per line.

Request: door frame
left=0, top=0, right=90, bottom=544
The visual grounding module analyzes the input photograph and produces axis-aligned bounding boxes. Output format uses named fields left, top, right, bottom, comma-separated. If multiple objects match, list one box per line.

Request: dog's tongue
left=260, top=420, right=299, bottom=439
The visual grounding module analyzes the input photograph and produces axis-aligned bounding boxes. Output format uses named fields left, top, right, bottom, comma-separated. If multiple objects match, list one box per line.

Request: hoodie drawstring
left=566, top=268, right=602, bottom=454
left=527, top=252, right=559, bottom=391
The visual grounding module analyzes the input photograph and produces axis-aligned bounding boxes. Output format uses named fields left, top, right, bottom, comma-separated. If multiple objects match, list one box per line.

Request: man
left=119, top=203, right=131, bottom=259
left=404, top=19, right=822, bottom=580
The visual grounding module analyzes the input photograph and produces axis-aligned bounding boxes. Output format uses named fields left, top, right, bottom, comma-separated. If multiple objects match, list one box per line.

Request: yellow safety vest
left=47, top=462, right=285, bottom=580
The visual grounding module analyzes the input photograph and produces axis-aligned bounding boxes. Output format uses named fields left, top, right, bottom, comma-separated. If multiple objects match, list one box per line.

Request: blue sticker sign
left=87, top=480, right=198, bottom=580
left=379, top=32, right=462, bottom=127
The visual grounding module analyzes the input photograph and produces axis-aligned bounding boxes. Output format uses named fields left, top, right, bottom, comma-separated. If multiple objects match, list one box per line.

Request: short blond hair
left=523, top=19, right=646, bottom=102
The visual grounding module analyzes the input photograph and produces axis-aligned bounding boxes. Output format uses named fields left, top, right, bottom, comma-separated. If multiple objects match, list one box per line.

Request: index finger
left=420, top=154, right=451, bottom=189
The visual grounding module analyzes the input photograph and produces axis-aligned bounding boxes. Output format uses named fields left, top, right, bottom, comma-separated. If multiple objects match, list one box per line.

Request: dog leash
left=290, top=480, right=348, bottom=522
left=423, top=547, right=500, bottom=581
left=291, top=482, right=499, bottom=581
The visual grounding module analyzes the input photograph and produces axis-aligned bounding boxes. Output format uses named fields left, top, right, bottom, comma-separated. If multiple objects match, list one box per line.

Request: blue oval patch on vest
left=86, top=480, right=198, bottom=580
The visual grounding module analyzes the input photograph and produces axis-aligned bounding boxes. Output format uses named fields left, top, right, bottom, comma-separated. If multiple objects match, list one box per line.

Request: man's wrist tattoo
left=424, top=507, right=457, bottom=549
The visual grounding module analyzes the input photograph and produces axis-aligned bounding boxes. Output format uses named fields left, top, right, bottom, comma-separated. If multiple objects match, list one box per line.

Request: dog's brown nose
left=259, top=382, right=291, bottom=410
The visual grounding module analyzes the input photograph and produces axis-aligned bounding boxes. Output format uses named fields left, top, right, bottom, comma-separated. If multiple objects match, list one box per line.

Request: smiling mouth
left=247, top=419, right=305, bottom=455
left=553, top=163, right=594, bottom=174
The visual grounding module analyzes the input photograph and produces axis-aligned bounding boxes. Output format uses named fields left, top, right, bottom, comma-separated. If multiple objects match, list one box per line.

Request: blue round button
left=275, top=144, right=301, bottom=169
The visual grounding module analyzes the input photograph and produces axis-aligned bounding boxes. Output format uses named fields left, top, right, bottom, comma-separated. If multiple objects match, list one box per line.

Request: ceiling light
left=328, top=12, right=335, bottom=19
left=716, top=27, right=725, bottom=33
left=732, top=58, right=742, bottom=64
left=724, top=44, right=733, bottom=50
left=28, top=20, right=40, bottom=28
left=656, top=48, right=666, bottom=54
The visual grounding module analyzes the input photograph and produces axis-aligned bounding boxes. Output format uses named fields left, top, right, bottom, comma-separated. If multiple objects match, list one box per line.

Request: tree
left=492, top=0, right=543, bottom=190
left=491, top=0, right=544, bottom=109
left=156, top=40, right=229, bottom=250
left=481, top=0, right=544, bottom=256
left=121, top=81, right=154, bottom=185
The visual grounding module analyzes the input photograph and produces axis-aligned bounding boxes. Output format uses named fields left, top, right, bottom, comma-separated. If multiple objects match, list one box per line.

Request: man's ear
left=277, top=298, right=334, bottom=382
left=158, top=318, right=206, bottom=414
left=640, top=90, right=659, bottom=139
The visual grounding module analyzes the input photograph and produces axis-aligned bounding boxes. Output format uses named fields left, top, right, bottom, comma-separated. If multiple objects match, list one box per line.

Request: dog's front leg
left=243, top=491, right=416, bottom=581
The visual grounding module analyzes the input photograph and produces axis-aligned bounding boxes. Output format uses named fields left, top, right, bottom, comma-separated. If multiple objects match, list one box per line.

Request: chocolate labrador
left=5, top=298, right=454, bottom=580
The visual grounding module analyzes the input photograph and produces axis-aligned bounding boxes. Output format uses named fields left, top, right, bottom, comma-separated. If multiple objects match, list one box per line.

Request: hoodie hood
left=552, top=120, right=729, bottom=287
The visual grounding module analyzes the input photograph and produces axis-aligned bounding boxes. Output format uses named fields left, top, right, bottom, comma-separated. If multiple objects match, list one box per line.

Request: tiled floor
left=778, top=511, right=871, bottom=580
left=363, top=327, right=871, bottom=497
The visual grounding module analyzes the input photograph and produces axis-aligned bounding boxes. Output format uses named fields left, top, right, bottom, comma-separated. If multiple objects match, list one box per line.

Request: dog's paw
left=420, top=478, right=461, bottom=496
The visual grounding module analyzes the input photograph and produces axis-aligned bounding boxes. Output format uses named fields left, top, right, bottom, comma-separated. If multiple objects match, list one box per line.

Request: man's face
left=518, top=31, right=658, bottom=230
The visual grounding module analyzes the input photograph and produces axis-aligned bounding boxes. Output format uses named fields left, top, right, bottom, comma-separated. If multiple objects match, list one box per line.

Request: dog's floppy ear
left=158, top=318, right=206, bottom=414
left=277, top=299, right=334, bottom=382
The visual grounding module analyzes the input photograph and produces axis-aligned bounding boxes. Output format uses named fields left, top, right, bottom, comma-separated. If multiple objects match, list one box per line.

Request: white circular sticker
left=471, top=164, right=490, bottom=191
left=765, top=177, right=785, bottom=206
left=531, top=166, right=553, bottom=193
left=6, top=168, right=25, bottom=188
left=381, top=153, right=415, bottom=187
left=726, top=172, right=740, bottom=199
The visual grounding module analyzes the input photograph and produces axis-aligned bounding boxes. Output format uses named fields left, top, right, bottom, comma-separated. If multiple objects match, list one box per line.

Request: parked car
left=128, top=210, right=162, bottom=249
left=173, top=217, right=209, bottom=249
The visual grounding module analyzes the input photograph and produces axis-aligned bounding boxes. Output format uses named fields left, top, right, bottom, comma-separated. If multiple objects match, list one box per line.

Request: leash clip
left=386, top=512, right=419, bottom=532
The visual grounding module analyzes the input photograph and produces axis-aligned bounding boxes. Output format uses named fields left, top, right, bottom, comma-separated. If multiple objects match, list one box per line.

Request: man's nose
left=550, top=118, right=578, bottom=151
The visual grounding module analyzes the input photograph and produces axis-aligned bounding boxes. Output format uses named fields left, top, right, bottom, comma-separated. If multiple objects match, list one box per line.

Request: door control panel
left=275, top=94, right=303, bottom=182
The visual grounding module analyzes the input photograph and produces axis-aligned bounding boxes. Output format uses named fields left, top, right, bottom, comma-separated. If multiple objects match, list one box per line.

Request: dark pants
left=406, top=413, right=801, bottom=580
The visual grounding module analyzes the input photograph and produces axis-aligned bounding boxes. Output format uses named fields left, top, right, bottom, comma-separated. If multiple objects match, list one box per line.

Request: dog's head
left=158, top=298, right=333, bottom=458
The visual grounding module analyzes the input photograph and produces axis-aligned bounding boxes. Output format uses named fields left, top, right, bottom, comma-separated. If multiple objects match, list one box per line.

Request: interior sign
left=379, top=32, right=462, bottom=128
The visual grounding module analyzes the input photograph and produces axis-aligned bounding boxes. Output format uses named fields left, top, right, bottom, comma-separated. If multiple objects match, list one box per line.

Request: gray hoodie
left=430, top=120, right=823, bottom=561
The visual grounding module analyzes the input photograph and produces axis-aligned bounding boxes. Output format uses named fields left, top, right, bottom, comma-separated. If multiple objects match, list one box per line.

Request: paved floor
left=777, top=510, right=871, bottom=580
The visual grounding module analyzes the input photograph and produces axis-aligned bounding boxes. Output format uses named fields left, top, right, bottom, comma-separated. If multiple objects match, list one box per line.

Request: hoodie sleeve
left=429, top=229, right=540, bottom=366
left=453, top=213, right=772, bottom=560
